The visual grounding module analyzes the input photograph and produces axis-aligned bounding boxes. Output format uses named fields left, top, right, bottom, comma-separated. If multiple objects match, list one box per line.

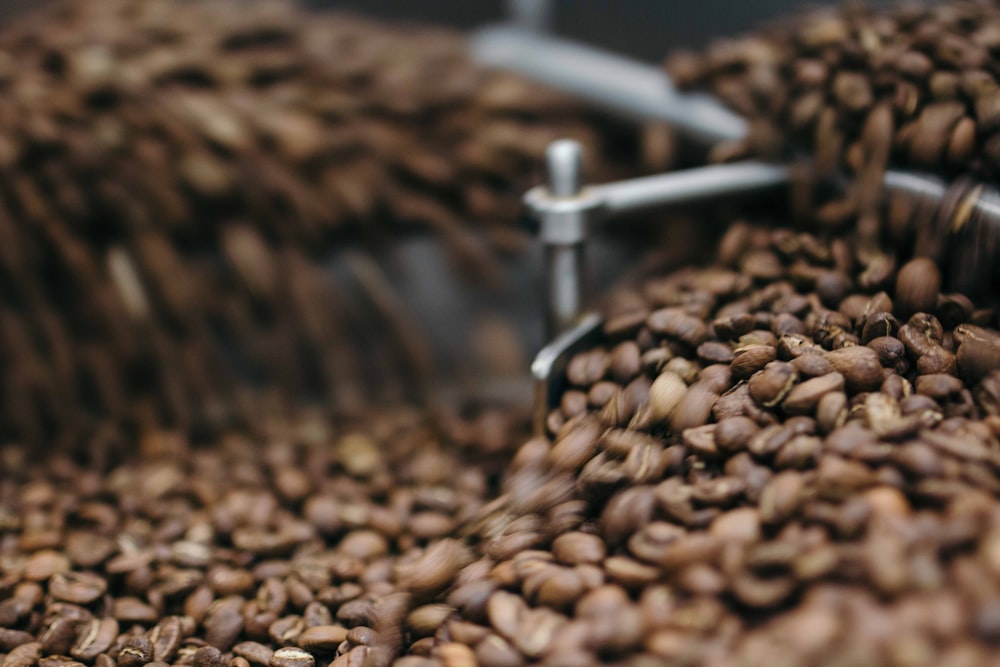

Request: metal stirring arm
left=472, top=24, right=747, bottom=144
left=528, top=141, right=790, bottom=338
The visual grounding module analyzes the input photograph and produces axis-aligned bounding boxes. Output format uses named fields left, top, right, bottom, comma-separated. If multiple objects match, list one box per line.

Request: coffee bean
left=749, top=361, right=799, bottom=408
left=269, top=648, right=313, bottom=667
left=118, top=636, right=154, bottom=667
left=548, top=416, right=603, bottom=471
left=731, top=345, right=778, bottom=380
left=956, top=325, right=1000, bottom=384
left=896, top=258, right=941, bottom=316
left=671, top=382, right=719, bottom=433
left=824, top=346, right=884, bottom=393
left=48, top=572, right=107, bottom=605
left=3, top=643, right=40, bottom=667
left=648, top=308, right=709, bottom=347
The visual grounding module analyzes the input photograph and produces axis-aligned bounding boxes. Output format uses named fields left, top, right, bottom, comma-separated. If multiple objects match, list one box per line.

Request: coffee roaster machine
left=464, top=4, right=1000, bottom=432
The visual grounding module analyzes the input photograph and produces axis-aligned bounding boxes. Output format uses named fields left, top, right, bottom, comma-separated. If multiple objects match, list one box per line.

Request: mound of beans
left=429, top=215, right=1000, bottom=666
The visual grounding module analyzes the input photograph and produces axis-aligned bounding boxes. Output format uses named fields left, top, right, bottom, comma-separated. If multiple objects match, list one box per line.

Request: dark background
left=305, top=1, right=860, bottom=62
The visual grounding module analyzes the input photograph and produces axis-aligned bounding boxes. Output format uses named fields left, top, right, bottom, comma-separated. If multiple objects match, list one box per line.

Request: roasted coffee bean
left=956, top=325, right=1000, bottom=384
left=748, top=361, right=798, bottom=408
left=647, top=371, right=688, bottom=424
left=648, top=308, right=709, bottom=347
left=269, top=648, right=313, bottom=667
left=234, top=643, right=274, bottom=667
left=48, top=572, right=107, bottom=605
left=824, top=346, right=884, bottom=393
left=731, top=345, right=778, bottom=380
left=118, top=636, right=154, bottom=667
left=782, top=373, right=844, bottom=415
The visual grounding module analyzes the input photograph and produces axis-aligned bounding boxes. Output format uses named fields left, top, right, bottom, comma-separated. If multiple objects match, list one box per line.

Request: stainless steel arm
left=471, top=25, right=748, bottom=144
left=593, top=161, right=791, bottom=215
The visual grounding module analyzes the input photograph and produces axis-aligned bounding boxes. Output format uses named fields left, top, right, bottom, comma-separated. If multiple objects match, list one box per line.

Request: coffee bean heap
left=667, top=1, right=1000, bottom=177
left=0, top=407, right=526, bottom=667
left=393, top=217, right=1000, bottom=666
left=666, top=1, right=1000, bottom=295
left=0, top=0, right=638, bottom=444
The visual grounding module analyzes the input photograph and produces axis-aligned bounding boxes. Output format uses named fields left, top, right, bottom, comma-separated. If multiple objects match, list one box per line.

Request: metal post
left=542, top=139, right=587, bottom=339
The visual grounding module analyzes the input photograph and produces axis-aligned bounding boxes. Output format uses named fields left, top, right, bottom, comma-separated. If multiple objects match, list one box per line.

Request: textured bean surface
left=0, top=0, right=642, bottom=445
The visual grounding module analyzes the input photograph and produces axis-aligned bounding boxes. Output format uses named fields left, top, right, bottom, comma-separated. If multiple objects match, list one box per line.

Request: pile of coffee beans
left=667, top=1, right=1000, bottom=177
left=0, top=406, right=526, bottom=667
left=0, top=0, right=642, bottom=444
left=400, top=213, right=1000, bottom=666
left=666, top=1, right=1000, bottom=295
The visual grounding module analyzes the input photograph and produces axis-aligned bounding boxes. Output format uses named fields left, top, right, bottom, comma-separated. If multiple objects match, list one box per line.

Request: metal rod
left=470, top=25, right=748, bottom=144
left=541, top=139, right=589, bottom=340
left=531, top=312, right=604, bottom=434
left=594, top=161, right=791, bottom=215
left=546, top=244, right=584, bottom=337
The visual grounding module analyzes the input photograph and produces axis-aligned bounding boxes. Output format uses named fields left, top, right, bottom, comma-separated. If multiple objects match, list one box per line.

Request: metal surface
left=530, top=312, right=604, bottom=434
left=471, top=25, right=748, bottom=144
left=540, top=140, right=591, bottom=338
left=504, top=0, right=553, bottom=31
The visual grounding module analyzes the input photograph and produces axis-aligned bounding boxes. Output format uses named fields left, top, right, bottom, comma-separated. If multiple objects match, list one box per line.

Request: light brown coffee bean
left=956, top=324, right=1000, bottom=383
left=548, top=416, right=603, bottom=471
left=48, top=572, right=107, bottom=605
left=234, top=643, right=274, bottom=667
left=671, top=382, right=719, bottom=432
left=647, top=371, right=688, bottom=424
left=647, top=308, right=709, bottom=347
left=758, top=471, right=805, bottom=525
left=551, top=532, right=606, bottom=566
left=269, top=648, right=313, bottom=667
left=824, top=346, right=884, bottom=393
left=782, top=372, right=844, bottom=415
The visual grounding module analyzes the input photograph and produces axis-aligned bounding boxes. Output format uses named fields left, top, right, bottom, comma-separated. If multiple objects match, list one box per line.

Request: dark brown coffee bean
left=647, top=308, right=709, bottom=347
left=956, top=324, right=1000, bottom=384
left=896, top=258, right=941, bottom=316
left=192, top=647, right=225, bottom=667
left=204, top=596, right=244, bottom=652
left=748, top=361, right=798, bottom=408
left=39, top=617, right=77, bottom=656
left=915, top=373, right=963, bottom=399
left=118, top=636, right=154, bottom=667
left=70, top=618, right=119, bottom=661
